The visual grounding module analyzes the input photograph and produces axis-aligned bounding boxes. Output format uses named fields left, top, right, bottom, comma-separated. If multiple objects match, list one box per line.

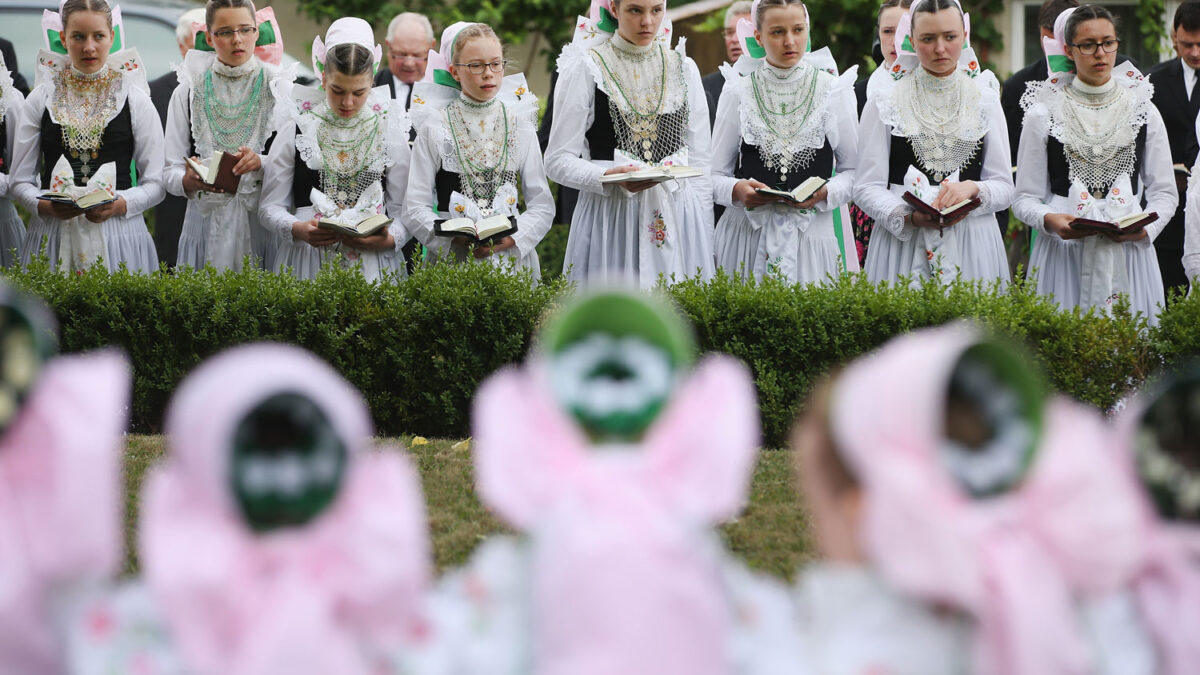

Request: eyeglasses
left=1069, top=38, right=1119, bottom=55
left=389, top=50, right=428, bottom=63
left=212, top=26, right=257, bottom=40
left=453, top=60, right=506, bottom=75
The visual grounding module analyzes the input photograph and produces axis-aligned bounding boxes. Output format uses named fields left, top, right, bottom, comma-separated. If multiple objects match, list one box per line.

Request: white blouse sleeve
left=384, top=137, right=412, bottom=252
left=710, top=75, right=741, bottom=208
left=544, top=59, right=607, bottom=195
left=821, top=85, right=859, bottom=211
left=11, top=87, right=48, bottom=212
left=972, top=96, right=1014, bottom=215
left=0, top=88, right=23, bottom=197
left=162, top=81, right=191, bottom=198
left=682, top=57, right=714, bottom=218
left=1184, top=162, right=1200, bottom=282
left=403, top=121, right=441, bottom=248
left=1138, top=107, right=1179, bottom=245
left=852, top=97, right=911, bottom=241
left=119, top=87, right=165, bottom=217
left=512, top=128, right=554, bottom=257
left=1011, top=105, right=1055, bottom=233
left=257, top=123, right=298, bottom=239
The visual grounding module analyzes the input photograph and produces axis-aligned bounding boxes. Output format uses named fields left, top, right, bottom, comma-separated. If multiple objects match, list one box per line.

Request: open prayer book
left=435, top=213, right=518, bottom=243
left=755, top=177, right=828, bottom=206
left=598, top=165, right=704, bottom=184
left=902, top=191, right=981, bottom=221
left=186, top=151, right=241, bottom=194
left=39, top=188, right=116, bottom=210
left=1070, top=211, right=1157, bottom=235
left=316, top=213, right=393, bottom=238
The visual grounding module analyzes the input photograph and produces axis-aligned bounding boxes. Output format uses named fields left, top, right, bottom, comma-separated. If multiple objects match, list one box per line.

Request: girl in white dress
left=711, top=0, right=858, bottom=284
left=1014, top=5, right=1175, bottom=324
left=164, top=0, right=293, bottom=271
left=545, top=0, right=715, bottom=288
left=405, top=22, right=553, bottom=277
left=0, top=53, right=27, bottom=266
left=12, top=0, right=162, bottom=273
left=854, top=0, right=1013, bottom=286
left=259, top=18, right=412, bottom=282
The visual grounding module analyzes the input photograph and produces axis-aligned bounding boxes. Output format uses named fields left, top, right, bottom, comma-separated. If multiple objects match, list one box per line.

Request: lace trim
left=1020, top=75, right=1153, bottom=194
left=50, top=67, right=123, bottom=169
left=588, top=40, right=687, bottom=117
left=189, top=58, right=275, bottom=158
left=736, top=60, right=834, bottom=177
left=440, top=96, right=521, bottom=211
left=887, top=69, right=986, bottom=179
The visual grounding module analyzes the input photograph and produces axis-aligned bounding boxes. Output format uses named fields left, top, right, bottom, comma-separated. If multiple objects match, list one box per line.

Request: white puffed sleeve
left=682, top=57, right=714, bottom=219
left=162, top=81, right=191, bottom=198
left=1138, top=107, right=1180, bottom=245
left=0, top=87, right=23, bottom=198
left=852, top=97, right=911, bottom=241
left=1012, top=105, right=1055, bottom=233
left=383, top=137, right=412, bottom=253
left=821, top=84, right=859, bottom=211
left=710, top=75, right=741, bottom=207
left=11, top=86, right=49, bottom=211
left=403, top=119, right=441, bottom=248
left=118, top=87, right=165, bottom=216
left=971, top=96, right=1014, bottom=215
left=512, top=128, right=554, bottom=257
left=543, top=58, right=608, bottom=195
left=257, top=123, right=298, bottom=240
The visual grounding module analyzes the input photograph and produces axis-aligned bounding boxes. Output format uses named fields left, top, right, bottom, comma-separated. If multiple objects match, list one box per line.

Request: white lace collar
left=887, top=68, right=986, bottom=180
left=736, top=59, right=833, bottom=179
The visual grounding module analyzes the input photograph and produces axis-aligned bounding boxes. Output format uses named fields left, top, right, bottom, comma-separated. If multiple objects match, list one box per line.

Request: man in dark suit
left=1001, top=1, right=1080, bottom=163
left=0, top=38, right=29, bottom=96
left=146, top=8, right=205, bottom=268
left=1148, top=1, right=1200, bottom=296
left=375, top=12, right=435, bottom=112
left=701, top=1, right=752, bottom=128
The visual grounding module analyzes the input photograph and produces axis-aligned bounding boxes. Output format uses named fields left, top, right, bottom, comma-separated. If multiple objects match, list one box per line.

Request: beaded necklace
left=52, top=66, right=122, bottom=178
left=446, top=96, right=516, bottom=212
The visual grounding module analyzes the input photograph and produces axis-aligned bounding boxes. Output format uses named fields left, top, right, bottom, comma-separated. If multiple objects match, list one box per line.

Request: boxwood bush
left=4, top=260, right=1188, bottom=447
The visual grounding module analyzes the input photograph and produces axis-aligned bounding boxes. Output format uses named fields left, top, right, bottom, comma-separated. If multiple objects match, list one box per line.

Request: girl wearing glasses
left=710, top=0, right=859, bottom=284
left=853, top=0, right=1013, bottom=286
left=1014, top=5, right=1176, bottom=324
left=259, top=18, right=413, bottom=281
left=405, top=22, right=553, bottom=275
left=546, top=0, right=715, bottom=288
left=12, top=0, right=163, bottom=273
left=164, top=0, right=292, bottom=272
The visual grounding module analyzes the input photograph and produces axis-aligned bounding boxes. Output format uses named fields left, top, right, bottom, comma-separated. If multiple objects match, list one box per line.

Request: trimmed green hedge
left=4, top=260, right=1187, bottom=447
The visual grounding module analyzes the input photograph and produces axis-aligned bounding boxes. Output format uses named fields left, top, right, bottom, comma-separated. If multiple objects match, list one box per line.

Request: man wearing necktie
left=1148, top=1, right=1200, bottom=296
left=375, top=12, right=436, bottom=272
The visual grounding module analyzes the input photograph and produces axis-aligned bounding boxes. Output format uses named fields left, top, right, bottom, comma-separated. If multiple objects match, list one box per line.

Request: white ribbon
left=904, top=165, right=963, bottom=284
left=612, top=148, right=688, bottom=288
left=47, top=155, right=114, bottom=272
left=745, top=199, right=817, bottom=284
left=446, top=184, right=519, bottom=221
left=1072, top=176, right=1135, bottom=312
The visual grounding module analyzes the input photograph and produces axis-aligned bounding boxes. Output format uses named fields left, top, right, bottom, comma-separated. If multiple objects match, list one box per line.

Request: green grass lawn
left=122, top=436, right=813, bottom=580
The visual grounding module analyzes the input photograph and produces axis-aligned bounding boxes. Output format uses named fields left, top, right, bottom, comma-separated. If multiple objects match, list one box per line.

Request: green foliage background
left=7, top=259, right=1191, bottom=449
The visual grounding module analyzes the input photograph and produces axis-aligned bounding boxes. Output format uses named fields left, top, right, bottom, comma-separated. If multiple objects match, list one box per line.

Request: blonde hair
left=452, top=22, right=501, bottom=58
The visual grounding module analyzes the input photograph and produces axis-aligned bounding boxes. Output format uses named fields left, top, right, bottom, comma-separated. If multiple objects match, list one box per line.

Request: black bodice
left=40, top=103, right=133, bottom=188
left=585, top=88, right=688, bottom=164
left=735, top=140, right=834, bottom=190
left=887, top=134, right=983, bottom=186
left=1045, top=126, right=1147, bottom=197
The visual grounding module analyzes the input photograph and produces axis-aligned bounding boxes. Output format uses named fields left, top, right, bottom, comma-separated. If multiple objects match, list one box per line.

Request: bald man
left=375, top=12, right=436, bottom=110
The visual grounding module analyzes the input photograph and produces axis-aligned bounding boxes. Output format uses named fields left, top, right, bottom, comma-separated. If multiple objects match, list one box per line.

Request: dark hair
left=1038, top=0, right=1079, bottom=32
left=205, top=0, right=257, bottom=32
left=910, top=0, right=964, bottom=33
left=1064, top=4, right=1116, bottom=45
left=325, top=43, right=373, bottom=77
left=1174, top=0, right=1200, bottom=33
left=60, top=0, right=113, bottom=30
left=877, top=0, right=913, bottom=24
left=753, top=0, right=807, bottom=30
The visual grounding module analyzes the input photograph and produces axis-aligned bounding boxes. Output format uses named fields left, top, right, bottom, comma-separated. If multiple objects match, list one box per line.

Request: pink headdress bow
left=1112, top=384, right=1200, bottom=675
left=312, top=17, right=382, bottom=79
left=473, top=354, right=759, bottom=674
left=1043, top=7, right=1078, bottom=77
left=831, top=323, right=1146, bottom=675
left=140, top=343, right=432, bottom=675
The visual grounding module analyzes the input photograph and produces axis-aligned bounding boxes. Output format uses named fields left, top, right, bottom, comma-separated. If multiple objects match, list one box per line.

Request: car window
left=0, top=10, right=179, bottom=84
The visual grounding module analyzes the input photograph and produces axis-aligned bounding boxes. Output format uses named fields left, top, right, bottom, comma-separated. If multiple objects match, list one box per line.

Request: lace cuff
left=883, top=204, right=913, bottom=242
